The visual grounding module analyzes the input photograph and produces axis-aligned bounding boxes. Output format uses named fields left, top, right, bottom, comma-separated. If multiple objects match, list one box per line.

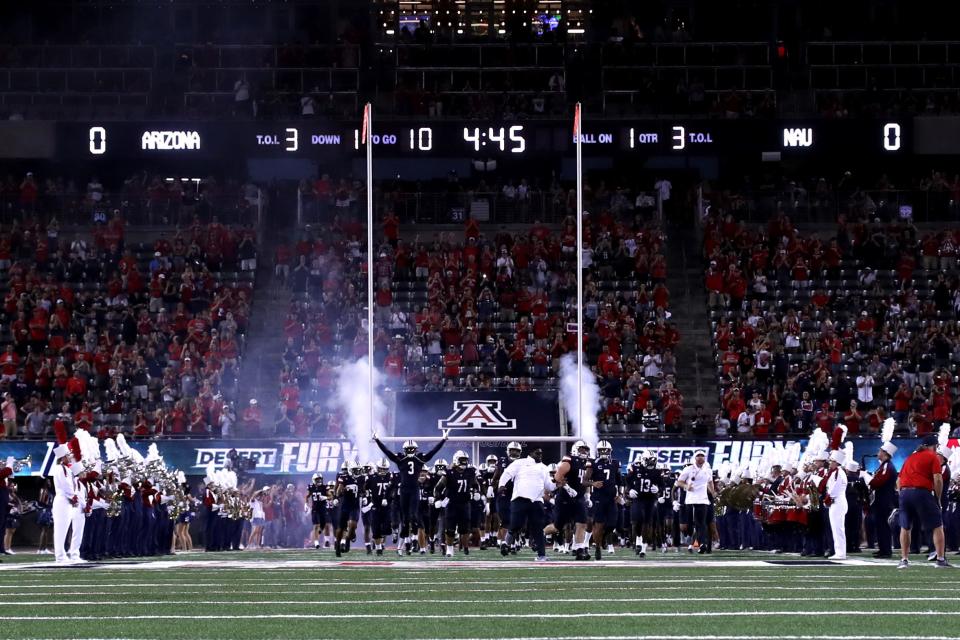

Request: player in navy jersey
left=434, top=450, right=481, bottom=557
left=333, top=462, right=365, bottom=557
left=479, top=454, right=499, bottom=549
left=491, top=442, right=523, bottom=552
left=656, top=465, right=676, bottom=552
left=554, top=440, right=593, bottom=560
left=590, top=440, right=623, bottom=560
left=428, top=460, right=450, bottom=553
left=305, top=474, right=330, bottom=550
left=373, top=432, right=448, bottom=555
left=366, top=458, right=397, bottom=556
left=360, top=462, right=376, bottom=554
left=625, top=451, right=661, bottom=557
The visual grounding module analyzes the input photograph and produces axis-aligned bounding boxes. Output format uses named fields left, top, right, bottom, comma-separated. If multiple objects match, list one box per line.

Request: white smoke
left=558, top=353, right=600, bottom=449
left=333, top=357, right=384, bottom=465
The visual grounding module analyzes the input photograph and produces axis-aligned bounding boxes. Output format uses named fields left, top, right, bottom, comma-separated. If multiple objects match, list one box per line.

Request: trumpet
left=10, top=455, right=31, bottom=472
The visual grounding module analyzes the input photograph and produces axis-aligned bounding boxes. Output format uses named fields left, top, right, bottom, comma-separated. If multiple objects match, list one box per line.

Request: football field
left=0, top=550, right=958, bottom=640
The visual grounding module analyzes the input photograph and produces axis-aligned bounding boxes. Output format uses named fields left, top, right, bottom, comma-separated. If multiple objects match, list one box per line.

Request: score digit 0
left=89, top=126, right=107, bottom=155
left=883, top=123, right=901, bottom=151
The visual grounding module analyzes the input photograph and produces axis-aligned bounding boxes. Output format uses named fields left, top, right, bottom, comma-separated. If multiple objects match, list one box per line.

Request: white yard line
left=0, top=558, right=893, bottom=571
left=1, top=612, right=958, bottom=621
left=1, top=596, right=957, bottom=606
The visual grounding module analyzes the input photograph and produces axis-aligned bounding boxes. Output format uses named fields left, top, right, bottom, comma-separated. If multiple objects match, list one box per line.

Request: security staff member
left=677, top=450, right=715, bottom=554
left=498, top=446, right=555, bottom=562
left=897, top=434, right=951, bottom=569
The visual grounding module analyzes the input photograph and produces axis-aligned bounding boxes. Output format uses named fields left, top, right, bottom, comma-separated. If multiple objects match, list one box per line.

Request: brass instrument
left=11, top=455, right=31, bottom=472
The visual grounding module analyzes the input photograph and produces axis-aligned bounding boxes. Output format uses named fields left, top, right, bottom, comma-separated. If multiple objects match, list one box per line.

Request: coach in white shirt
left=677, top=450, right=716, bottom=554
left=499, top=447, right=555, bottom=561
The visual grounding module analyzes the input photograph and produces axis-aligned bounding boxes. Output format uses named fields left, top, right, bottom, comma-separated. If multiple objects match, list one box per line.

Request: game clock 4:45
left=463, top=126, right=526, bottom=153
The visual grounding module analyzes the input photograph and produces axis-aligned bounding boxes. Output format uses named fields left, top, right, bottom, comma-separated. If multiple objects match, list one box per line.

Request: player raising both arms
left=434, top=450, right=481, bottom=556
left=373, top=431, right=449, bottom=556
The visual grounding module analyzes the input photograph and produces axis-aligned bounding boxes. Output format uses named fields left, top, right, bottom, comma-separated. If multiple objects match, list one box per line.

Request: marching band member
left=51, top=424, right=79, bottom=564
left=825, top=449, right=848, bottom=560
left=870, top=427, right=899, bottom=559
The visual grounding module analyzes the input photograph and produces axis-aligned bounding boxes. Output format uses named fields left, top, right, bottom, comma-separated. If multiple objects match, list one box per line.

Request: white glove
left=563, top=485, right=578, bottom=498
left=486, top=486, right=494, bottom=499
left=549, top=497, right=556, bottom=505
left=304, top=504, right=311, bottom=513
left=212, top=504, right=221, bottom=512
left=472, top=492, right=482, bottom=502
left=628, top=489, right=639, bottom=499
left=585, top=497, right=592, bottom=509
left=657, top=496, right=665, bottom=504
left=437, top=498, right=449, bottom=508
left=361, top=502, right=373, bottom=514
left=428, top=497, right=435, bottom=506
left=672, top=500, right=680, bottom=512
left=650, top=485, right=659, bottom=494
left=361, top=498, right=369, bottom=508
left=331, top=499, right=339, bottom=507
left=381, top=499, right=388, bottom=507
left=484, top=502, right=490, bottom=515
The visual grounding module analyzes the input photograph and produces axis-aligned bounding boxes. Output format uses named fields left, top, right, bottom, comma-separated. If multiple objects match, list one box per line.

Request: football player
left=553, top=440, right=593, bottom=560
left=590, top=440, right=622, bottom=560
left=360, top=461, right=376, bottom=554
left=367, top=458, right=396, bottom=556
left=434, top=450, right=481, bottom=556
left=479, top=454, right=499, bottom=549
left=373, top=432, right=449, bottom=555
left=305, top=473, right=329, bottom=550
left=626, top=451, right=661, bottom=557
left=333, top=461, right=364, bottom=557
left=491, top=441, right=523, bottom=552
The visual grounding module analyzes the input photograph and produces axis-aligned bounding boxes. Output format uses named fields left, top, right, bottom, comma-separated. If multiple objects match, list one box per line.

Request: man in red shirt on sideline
left=896, top=434, right=950, bottom=569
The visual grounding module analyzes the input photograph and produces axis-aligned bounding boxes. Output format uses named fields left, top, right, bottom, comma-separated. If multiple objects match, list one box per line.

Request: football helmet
left=642, top=450, right=658, bottom=468
left=434, top=459, right=449, bottom=473
left=349, top=461, right=363, bottom=477
left=572, top=440, right=591, bottom=458
left=453, top=450, right=469, bottom=468
left=596, top=440, right=612, bottom=459
left=548, top=463, right=558, bottom=476
left=311, top=473, right=322, bottom=483
left=506, top=441, right=522, bottom=460
left=363, top=461, right=374, bottom=475
left=403, top=440, right=419, bottom=455
left=376, top=458, right=390, bottom=474
left=339, top=461, right=348, bottom=473
left=485, top=454, right=498, bottom=469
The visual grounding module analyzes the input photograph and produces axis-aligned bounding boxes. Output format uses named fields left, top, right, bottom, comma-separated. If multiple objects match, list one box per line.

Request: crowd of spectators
left=0, top=172, right=263, bottom=227
left=703, top=205, right=960, bottom=438
left=0, top=178, right=259, bottom=441
left=272, top=178, right=684, bottom=436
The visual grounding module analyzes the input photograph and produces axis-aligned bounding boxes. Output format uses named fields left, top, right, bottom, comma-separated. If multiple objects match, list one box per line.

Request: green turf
left=0, top=549, right=958, bottom=640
